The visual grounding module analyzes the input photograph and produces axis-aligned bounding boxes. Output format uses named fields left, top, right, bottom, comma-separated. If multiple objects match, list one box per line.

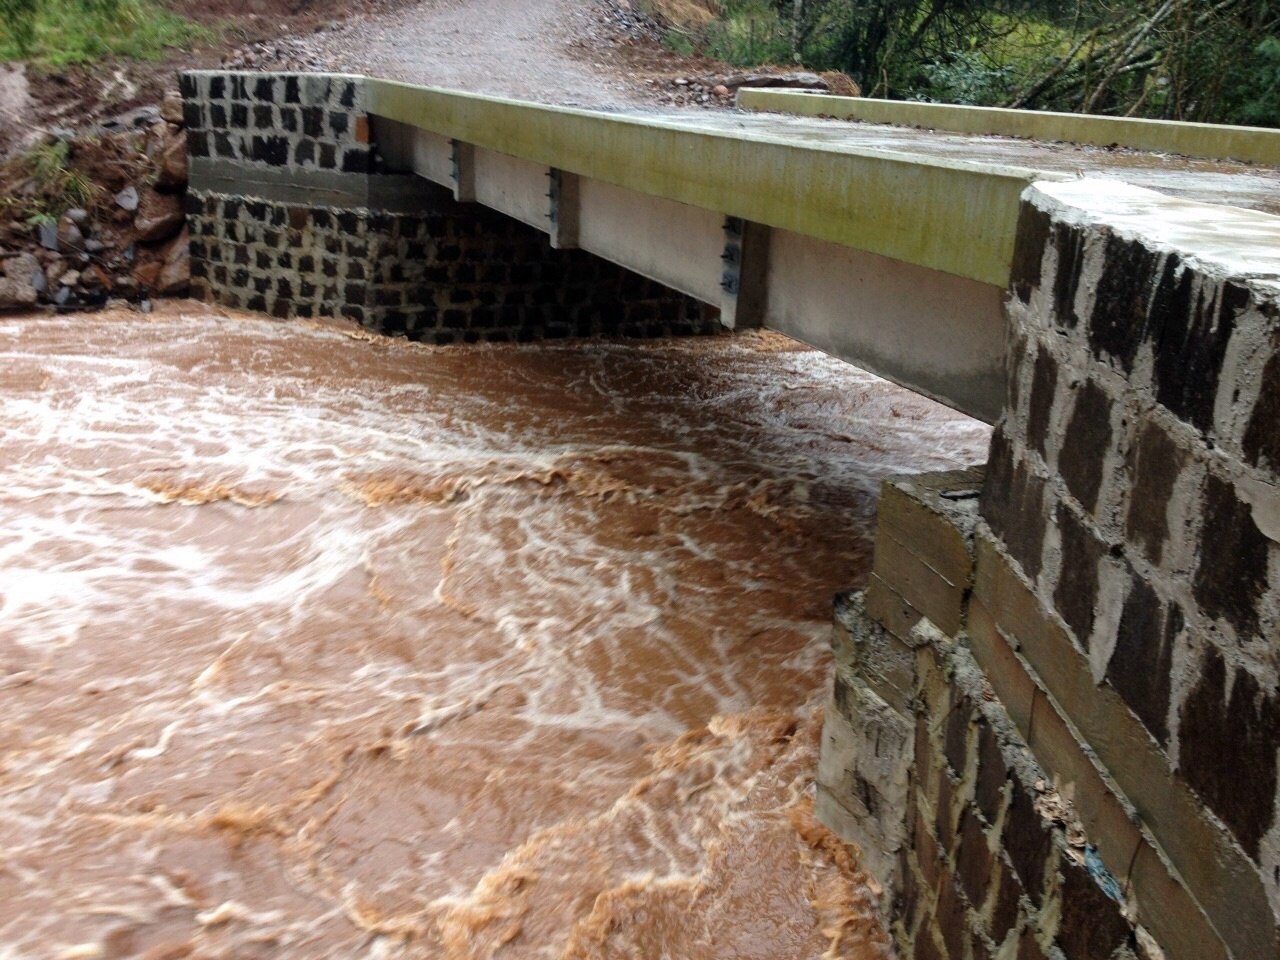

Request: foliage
left=0, top=0, right=211, bottom=66
left=0, top=139, right=101, bottom=225
left=647, top=0, right=1280, bottom=127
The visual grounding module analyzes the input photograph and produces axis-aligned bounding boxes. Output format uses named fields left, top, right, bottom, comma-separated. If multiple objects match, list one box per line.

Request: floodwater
left=0, top=304, right=990, bottom=959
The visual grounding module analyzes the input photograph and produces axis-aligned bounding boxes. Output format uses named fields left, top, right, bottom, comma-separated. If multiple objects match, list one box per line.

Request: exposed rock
left=160, top=92, right=185, bottom=127
left=59, top=269, right=81, bottom=287
left=0, top=253, right=41, bottom=310
left=154, top=128, right=188, bottom=192
left=156, top=227, right=191, bottom=296
left=56, top=214, right=84, bottom=251
left=38, top=220, right=59, bottom=251
left=82, top=264, right=111, bottom=290
left=65, top=207, right=90, bottom=226
left=134, top=189, right=185, bottom=243
left=116, top=185, right=140, bottom=212
left=721, top=71, right=831, bottom=91
left=134, top=261, right=162, bottom=290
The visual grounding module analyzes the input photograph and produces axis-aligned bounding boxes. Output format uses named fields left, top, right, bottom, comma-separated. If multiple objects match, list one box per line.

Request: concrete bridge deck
left=644, top=107, right=1280, bottom=215
left=183, top=72, right=1280, bottom=424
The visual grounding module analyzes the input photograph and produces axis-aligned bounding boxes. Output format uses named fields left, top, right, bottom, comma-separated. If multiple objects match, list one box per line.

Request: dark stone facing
left=1056, top=860, right=1131, bottom=960
left=981, top=430, right=1049, bottom=582
left=1243, top=325, right=1280, bottom=472
left=1179, top=648, right=1280, bottom=861
left=1010, top=202, right=1052, bottom=304
left=1054, top=502, right=1105, bottom=648
left=187, top=188, right=717, bottom=348
left=1125, top=418, right=1187, bottom=566
left=974, top=719, right=1008, bottom=825
left=1026, top=346, right=1057, bottom=459
left=956, top=807, right=993, bottom=907
left=1050, top=223, right=1085, bottom=330
left=944, top=699, right=971, bottom=776
left=1106, top=575, right=1177, bottom=745
left=1152, top=265, right=1249, bottom=434
left=1089, top=233, right=1159, bottom=373
left=1058, top=378, right=1113, bottom=515
left=1002, top=778, right=1051, bottom=905
left=1193, top=473, right=1270, bottom=638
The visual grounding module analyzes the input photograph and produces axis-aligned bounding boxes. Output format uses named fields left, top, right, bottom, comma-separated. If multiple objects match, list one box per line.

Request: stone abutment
left=822, top=182, right=1280, bottom=960
left=179, top=71, right=715, bottom=342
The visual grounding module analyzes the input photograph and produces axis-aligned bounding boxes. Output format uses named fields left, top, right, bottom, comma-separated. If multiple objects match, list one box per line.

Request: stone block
left=877, top=470, right=983, bottom=586
left=872, top=531, right=969, bottom=637
left=1151, top=258, right=1248, bottom=434
left=937, top=876, right=970, bottom=959
left=973, top=718, right=1009, bottom=826
left=1088, top=233, right=1160, bottom=374
left=1243, top=328, right=1280, bottom=473
left=864, top=572, right=925, bottom=647
left=1105, top=574, right=1176, bottom=745
left=1052, top=501, right=1106, bottom=648
left=1026, top=344, right=1058, bottom=459
left=1001, top=777, right=1051, bottom=907
left=1124, top=418, right=1188, bottom=567
left=989, top=856, right=1022, bottom=947
left=1059, top=377, right=1114, bottom=517
left=1010, top=200, right=1052, bottom=305
left=981, top=434, right=1049, bottom=582
left=1056, top=858, right=1131, bottom=960
left=1050, top=221, right=1086, bottom=331
left=1178, top=647, right=1280, bottom=863
left=944, top=697, right=971, bottom=778
left=956, top=807, right=994, bottom=909
left=1192, top=472, right=1270, bottom=639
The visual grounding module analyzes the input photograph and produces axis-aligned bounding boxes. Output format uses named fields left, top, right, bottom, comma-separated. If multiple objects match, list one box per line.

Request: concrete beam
left=719, top=217, right=769, bottom=331
left=365, top=78, right=1045, bottom=288
left=737, top=89, right=1280, bottom=167
left=450, top=139, right=476, bottom=202
left=548, top=169, right=581, bottom=250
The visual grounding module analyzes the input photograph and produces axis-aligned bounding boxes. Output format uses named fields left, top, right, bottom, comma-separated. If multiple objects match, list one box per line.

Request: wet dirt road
left=0, top=305, right=990, bottom=958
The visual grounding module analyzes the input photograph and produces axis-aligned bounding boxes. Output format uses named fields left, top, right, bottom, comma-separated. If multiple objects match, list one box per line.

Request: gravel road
left=312, top=0, right=655, bottom=108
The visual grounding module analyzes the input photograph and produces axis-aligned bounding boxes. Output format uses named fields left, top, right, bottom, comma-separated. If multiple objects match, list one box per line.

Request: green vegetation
left=642, top=0, right=1280, bottom=128
left=0, top=0, right=212, bottom=66
left=0, top=139, right=101, bottom=226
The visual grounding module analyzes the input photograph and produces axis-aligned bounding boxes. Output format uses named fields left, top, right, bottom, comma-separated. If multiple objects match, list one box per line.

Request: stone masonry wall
left=187, top=188, right=708, bottom=341
left=984, top=180, right=1280, bottom=957
left=180, top=70, right=715, bottom=341
left=820, top=469, right=1149, bottom=960
left=179, top=71, right=374, bottom=175
left=820, top=179, right=1279, bottom=960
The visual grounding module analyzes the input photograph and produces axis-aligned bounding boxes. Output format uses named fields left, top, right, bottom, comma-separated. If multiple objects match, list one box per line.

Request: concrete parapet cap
left=1027, top=178, right=1280, bottom=283
left=738, top=89, right=1280, bottom=167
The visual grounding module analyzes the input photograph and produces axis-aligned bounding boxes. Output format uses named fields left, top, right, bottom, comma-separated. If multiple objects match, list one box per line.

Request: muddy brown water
left=0, top=304, right=990, bottom=959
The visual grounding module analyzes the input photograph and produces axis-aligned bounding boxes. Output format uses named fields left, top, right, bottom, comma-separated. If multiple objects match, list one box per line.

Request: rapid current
left=0, top=304, right=990, bottom=959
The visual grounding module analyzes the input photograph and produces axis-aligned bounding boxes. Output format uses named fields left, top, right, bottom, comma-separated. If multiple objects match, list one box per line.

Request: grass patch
left=0, top=0, right=214, bottom=67
left=647, top=0, right=794, bottom=67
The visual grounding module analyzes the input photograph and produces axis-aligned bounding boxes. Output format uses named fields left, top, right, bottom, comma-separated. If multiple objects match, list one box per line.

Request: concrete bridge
left=179, top=72, right=1280, bottom=960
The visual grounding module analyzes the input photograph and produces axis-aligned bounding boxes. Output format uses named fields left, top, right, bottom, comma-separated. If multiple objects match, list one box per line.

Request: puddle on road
left=0, top=304, right=990, bottom=959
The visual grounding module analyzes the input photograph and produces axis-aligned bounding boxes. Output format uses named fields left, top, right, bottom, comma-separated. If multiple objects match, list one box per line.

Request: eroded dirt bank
left=0, top=305, right=990, bottom=958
